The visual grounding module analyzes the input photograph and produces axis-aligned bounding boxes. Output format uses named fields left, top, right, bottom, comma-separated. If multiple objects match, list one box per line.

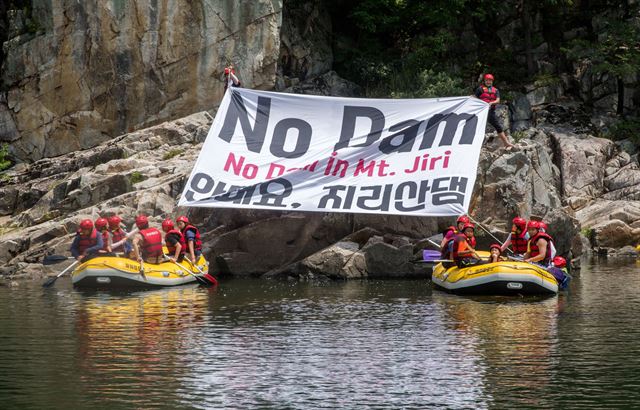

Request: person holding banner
left=223, top=65, right=241, bottom=92
left=475, top=73, right=514, bottom=149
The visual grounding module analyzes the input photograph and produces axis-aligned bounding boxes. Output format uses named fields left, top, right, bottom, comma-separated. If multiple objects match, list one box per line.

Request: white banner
left=179, top=88, right=488, bottom=216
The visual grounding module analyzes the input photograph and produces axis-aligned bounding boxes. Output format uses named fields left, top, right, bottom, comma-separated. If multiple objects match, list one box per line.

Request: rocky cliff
left=1, top=0, right=283, bottom=162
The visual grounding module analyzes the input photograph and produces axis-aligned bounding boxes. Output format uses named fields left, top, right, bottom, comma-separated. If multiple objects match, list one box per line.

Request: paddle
left=43, top=254, right=74, bottom=265
left=163, top=255, right=214, bottom=287
left=187, top=258, right=218, bottom=286
left=42, top=260, right=79, bottom=287
left=468, top=216, right=513, bottom=255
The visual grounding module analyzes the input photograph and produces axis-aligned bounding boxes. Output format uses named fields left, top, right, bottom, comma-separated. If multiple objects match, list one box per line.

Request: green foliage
left=392, top=69, right=468, bottom=99
left=129, top=171, right=146, bottom=184
left=163, top=148, right=184, bottom=160
left=533, top=73, right=561, bottom=87
left=512, top=130, right=528, bottom=143
left=606, top=117, right=640, bottom=145
left=0, top=143, right=12, bottom=171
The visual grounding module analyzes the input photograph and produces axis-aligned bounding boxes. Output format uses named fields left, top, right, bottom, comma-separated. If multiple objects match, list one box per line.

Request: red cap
left=95, top=217, right=108, bottom=230
left=527, top=220, right=541, bottom=230
left=489, top=243, right=501, bottom=251
left=161, top=219, right=174, bottom=232
left=176, top=216, right=189, bottom=224
left=135, top=214, right=149, bottom=229
left=108, top=215, right=122, bottom=228
left=484, top=73, right=494, bottom=80
left=79, top=219, right=93, bottom=230
left=456, top=215, right=470, bottom=224
left=462, top=223, right=475, bottom=231
left=553, top=256, right=566, bottom=268
left=512, top=217, right=527, bottom=229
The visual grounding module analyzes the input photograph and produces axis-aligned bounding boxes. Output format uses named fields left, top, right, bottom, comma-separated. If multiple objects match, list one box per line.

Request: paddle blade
left=423, top=249, right=443, bottom=261
left=42, top=276, right=58, bottom=287
left=202, top=273, right=218, bottom=287
left=43, top=255, right=71, bottom=265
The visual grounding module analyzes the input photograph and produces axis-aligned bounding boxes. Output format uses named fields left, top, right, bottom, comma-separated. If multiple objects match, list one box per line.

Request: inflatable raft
left=71, top=255, right=210, bottom=288
left=431, top=252, right=558, bottom=295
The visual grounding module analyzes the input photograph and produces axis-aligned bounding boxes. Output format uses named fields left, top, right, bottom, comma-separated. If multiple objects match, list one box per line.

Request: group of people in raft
left=69, top=214, right=202, bottom=265
left=439, top=215, right=570, bottom=288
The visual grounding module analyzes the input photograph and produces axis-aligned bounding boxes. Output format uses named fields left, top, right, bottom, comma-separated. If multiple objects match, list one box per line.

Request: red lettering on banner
left=354, top=159, right=375, bottom=176
left=267, top=163, right=285, bottom=179
left=224, top=152, right=258, bottom=180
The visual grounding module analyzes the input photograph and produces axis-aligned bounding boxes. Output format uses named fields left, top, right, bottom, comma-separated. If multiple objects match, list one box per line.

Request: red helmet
left=512, top=217, right=527, bottom=229
left=489, top=243, right=501, bottom=251
left=135, top=214, right=149, bottom=229
left=95, top=217, right=108, bottom=230
left=553, top=256, right=567, bottom=268
left=527, top=220, right=541, bottom=230
left=176, top=216, right=189, bottom=224
left=539, top=221, right=548, bottom=231
left=79, top=219, right=93, bottom=230
left=462, top=223, right=475, bottom=231
left=108, top=215, right=122, bottom=228
left=162, top=219, right=174, bottom=232
left=456, top=215, right=470, bottom=224
left=484, top=73, right=494, bottom=81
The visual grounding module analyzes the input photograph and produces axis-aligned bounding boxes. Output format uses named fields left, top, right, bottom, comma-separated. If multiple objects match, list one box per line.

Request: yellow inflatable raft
left=432, top=252, right=558, bottom=295
left=71, top=254, right=210, bottom=288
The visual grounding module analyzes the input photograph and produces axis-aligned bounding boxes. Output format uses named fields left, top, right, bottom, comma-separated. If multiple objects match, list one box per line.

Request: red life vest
left=111, top=228, right=127, bottom=252
left=452, top=234, right=475, bottom=260
left=528, top=232, right=553, bottom=264
left=182, top=224, right=202, bottom=252
left=469, top=236, right=477, bottom=249
left=512, top=231, right=528, bottom=254
left=478, top=85, right=498, bottom=104
left=165, top=229, right=185, bottom=256
left=77, top=229, right=98, bottom=255
left=139, top=228, right=163, bottom=259
left=100, top=230, right=111, bottom=251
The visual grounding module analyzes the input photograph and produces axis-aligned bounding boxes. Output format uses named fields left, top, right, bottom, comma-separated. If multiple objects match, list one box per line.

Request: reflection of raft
left=432, top=252, right=558, bottom=296
left=71, top=255, right=209, bottom=288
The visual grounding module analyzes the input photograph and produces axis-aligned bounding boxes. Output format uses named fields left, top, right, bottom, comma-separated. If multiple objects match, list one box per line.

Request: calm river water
left=1, top=258, right=640, bottom=409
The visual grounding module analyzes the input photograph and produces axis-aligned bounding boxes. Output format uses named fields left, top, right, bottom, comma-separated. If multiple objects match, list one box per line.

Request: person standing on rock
left=131, top=215, right=163, bottom=264
left=475, top=73, right=514, bottom=149
left=176, top=216, right=202, bottom=263
left=70, top=219, right=104, bottom=262
left=223, top=65, right=241, bottom=93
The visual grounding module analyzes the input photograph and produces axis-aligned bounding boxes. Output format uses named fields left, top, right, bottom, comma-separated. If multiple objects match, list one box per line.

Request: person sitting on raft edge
left=489, top=243, right=503, bottom=263
left=452, top=223, right=484, bottom=268
left=70, top=219, right=104, bottom=262
left=523, top=220, right=554, bottom=266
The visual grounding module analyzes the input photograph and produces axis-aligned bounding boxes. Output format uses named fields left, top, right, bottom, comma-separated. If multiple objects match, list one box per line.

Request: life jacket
left=99, top=230, right=111, bottom=251
left=441, top=229, right=458, bottom=257
left=478, top=85, right=498, bottom=104
left=165, top=229, right=186, bottom=256
left=139, top=228, right=163, bottom=259
left=77, top=228, right=98, bottom=255
left=528, top=232, right=553, bottom=264
left=110, top=228, right=127, bottom=252
left=469, top=236, right=477, bottom=249
left=182, top=224, right=202, bottom=253
left=511, top=230, right=529, bottom=254
left=452, top=233, right=475, bottom=260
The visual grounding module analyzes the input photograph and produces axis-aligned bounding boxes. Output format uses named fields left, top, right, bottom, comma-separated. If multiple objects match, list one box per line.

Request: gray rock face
left=2, top=1, right=283, bottom=162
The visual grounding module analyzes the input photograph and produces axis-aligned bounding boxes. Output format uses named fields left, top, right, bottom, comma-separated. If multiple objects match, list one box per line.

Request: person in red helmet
left=524, top=220, right=554, bottom=266
left=95, top=217, right=112, bottom=253
left=223, top=65, right=241, bottom=92
left=501, top=216, right=529, bottom=256
left=162, top=219, right=185, bottom=262
left=440, top=215, right=471, bottom=257
left=131, top=214, right=163, bottom=264
left=489, top=243, right=503, bottom=263
left=70, top=219, right=104, bottom=261
left=475, top=73, right=514, bottom=149
left=452, top=223, right=483, bottom=268
left=108, top=215, right=133, bottom=255
left=538, top=220, right=557, bottom=259
left=547, top=255, right=571, bottom=289
left=176, top=216, right=202, bottom=263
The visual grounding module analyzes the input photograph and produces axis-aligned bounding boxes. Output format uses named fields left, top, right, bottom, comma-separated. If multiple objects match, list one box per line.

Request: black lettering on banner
left=218, top=91, right=272, bottom=153
left=214, top=185, right=256, bottom=204
left=271, top=118, right=312, bottom=159
left=420, top=113, right=478, bottom=149
left=394, top=181, right=425, bottom=212
left=185, top=172, right=215, bottom=201
left=432, top=176, right=468, bottom=206
left=254, top=178, right=292, bottom=208
left=356, top=184, right=393, bottom=212
left=318, top=185, right=346, bottom=210
left=379, top=120, right=421, bottom=154
left=334, top=106, right=385, bottom=151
